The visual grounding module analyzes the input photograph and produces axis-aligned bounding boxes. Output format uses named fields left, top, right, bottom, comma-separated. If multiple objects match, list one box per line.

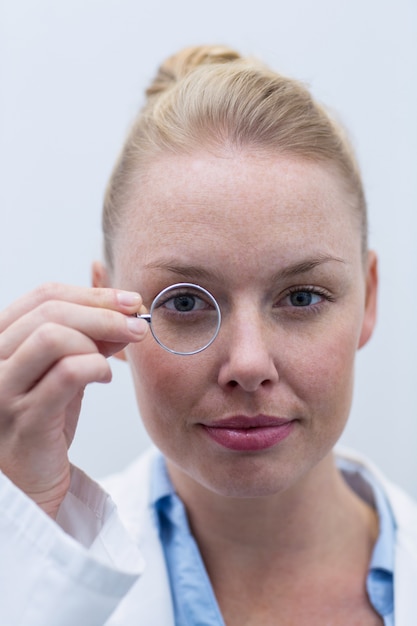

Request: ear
left=91, top=261, right=127, bottom=362
left=92, top=260, right=110, bottom=289
left=358, top=251, right=378, bottom=349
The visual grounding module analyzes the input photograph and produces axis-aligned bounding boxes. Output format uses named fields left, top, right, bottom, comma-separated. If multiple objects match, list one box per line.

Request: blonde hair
left=103, top=45, right=367, bottom=268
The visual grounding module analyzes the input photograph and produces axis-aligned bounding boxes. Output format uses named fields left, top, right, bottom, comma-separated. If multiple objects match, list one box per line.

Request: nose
left=217, top=305, right=279, bottom=393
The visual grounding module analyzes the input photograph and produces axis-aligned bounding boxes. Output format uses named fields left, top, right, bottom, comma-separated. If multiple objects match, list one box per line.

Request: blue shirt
left=151, top=453, right=395, bottom=625
left=338, top=455, right=395, bottom=625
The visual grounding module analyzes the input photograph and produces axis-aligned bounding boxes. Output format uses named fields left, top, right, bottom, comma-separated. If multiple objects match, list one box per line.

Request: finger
left=0, top=300, right=148, bottom=359
left=0, top=283, right=143, bottom=333
left=0, top=323, right=101, bottom=396
left=10, top=352, right=112, bottom=435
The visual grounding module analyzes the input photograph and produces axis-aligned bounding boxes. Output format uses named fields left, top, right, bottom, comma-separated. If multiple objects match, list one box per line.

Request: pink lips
left=202, top=415, right=294, bottom=452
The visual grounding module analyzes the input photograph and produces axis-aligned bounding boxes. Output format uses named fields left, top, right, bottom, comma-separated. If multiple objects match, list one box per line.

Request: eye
left=163, top=293, right=208, bottom=312
left=156, top=289, right=213, bottom=314
left=288, top=290, right=323, bottom=307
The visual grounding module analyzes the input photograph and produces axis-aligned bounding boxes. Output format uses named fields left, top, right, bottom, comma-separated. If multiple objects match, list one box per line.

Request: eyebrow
left=143, top=261, right=216, bottom=282
left=273, top=255, right=347, bottom=281
left=144, top=255, right=346, bottom=283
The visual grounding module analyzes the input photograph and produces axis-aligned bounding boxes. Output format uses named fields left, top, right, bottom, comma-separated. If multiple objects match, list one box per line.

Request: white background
left=1, top=0, right=416, bottom=496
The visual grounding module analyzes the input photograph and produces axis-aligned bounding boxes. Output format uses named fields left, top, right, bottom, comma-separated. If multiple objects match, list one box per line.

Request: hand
left=0, top=283, right=148, bottom=518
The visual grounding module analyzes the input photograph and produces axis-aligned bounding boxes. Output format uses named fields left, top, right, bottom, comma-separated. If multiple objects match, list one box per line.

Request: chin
left=173, top=452, right=308, bottom=500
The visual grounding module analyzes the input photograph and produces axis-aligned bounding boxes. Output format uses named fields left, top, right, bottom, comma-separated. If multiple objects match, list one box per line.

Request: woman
left=0, top=45, right=416, bottom=625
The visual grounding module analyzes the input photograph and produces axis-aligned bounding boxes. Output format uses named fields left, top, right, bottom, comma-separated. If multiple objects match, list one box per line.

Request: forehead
left=115, top=151, right=360, bottom=275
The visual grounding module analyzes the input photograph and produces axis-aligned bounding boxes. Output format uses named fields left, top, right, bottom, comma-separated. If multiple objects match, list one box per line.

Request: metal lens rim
left=149, top=282, right=221, bottom=356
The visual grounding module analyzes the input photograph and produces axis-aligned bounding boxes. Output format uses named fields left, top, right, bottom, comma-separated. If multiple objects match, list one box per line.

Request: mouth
left=201, top=415, right=295, bottom=452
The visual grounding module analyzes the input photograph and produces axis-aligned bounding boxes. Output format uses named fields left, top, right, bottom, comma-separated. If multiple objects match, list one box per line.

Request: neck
left=167, top=452, right=378, bottom=569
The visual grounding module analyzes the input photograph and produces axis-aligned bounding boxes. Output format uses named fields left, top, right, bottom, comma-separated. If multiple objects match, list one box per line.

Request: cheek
left=287, top=320, right=360, bottom=427
left=125, top=340, right=210, bottom=447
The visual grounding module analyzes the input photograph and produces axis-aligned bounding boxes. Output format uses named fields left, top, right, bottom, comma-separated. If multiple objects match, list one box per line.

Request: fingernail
left=126, top=316, right=148, bottom=336
left=117, top=291, right=141, bottom=307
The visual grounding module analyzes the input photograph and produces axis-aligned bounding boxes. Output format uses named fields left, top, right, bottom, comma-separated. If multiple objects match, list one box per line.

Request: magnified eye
left=141, top=282, right=221, bottom=355
left=289, top=291, right=322, bottom=307
left=162, top=293, right=209, bottom=312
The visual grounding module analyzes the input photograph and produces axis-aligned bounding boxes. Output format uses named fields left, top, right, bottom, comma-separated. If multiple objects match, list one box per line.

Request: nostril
left=224, top=375, right=276, bottom=393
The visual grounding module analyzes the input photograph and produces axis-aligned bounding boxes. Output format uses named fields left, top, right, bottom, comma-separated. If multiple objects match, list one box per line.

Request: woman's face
left=110, top=150, right=377, bottom=498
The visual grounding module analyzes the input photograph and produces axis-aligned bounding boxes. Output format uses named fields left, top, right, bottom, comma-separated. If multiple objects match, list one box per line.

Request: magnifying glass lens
left=149, top=284, right=221, bottom=355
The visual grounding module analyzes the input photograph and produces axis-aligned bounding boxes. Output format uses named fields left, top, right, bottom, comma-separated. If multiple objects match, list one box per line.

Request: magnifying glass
left=136, top=283, right=221, bottom=355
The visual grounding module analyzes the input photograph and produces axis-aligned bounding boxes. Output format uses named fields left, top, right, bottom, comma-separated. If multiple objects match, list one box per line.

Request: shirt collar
left=151, top=451, right=396, bottom=573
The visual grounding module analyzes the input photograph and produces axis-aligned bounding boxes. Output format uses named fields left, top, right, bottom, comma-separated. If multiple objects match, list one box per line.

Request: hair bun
left=146, top=45, right=241, bottom=98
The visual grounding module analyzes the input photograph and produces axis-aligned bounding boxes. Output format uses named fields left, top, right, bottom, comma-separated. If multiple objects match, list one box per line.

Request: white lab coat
left=0, top=447, right=416, bottom=625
